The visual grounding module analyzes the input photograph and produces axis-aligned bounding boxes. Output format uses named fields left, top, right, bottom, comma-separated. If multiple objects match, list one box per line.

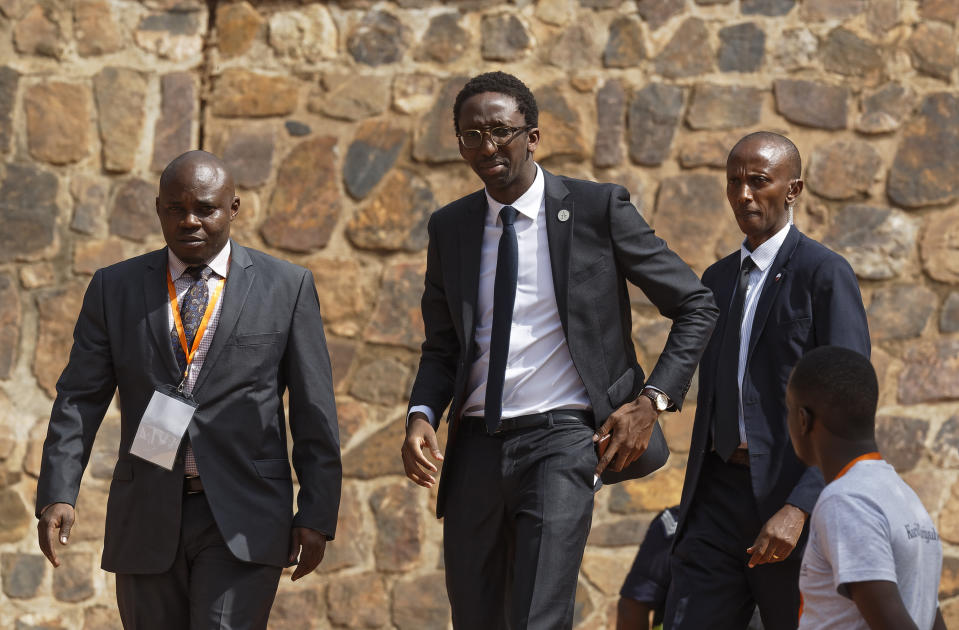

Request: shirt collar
left=484, top=163, right=544, bottom=225
left=167, top=241, right=231, bottom=280
left=740, top=223, right=791, bottom=272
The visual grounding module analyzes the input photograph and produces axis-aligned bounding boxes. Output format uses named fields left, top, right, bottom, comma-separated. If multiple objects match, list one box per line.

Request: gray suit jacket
left=36, top=241, right=341, bottom=573
left=409, top=169, right=719, bottom=517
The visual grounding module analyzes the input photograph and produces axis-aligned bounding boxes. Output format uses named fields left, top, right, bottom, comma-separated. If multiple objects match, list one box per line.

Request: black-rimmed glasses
left=457, top=126, right=532, bottom=149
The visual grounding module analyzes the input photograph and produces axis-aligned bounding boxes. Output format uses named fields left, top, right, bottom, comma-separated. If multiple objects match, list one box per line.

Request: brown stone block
left=327, top=573, right=390, bottom=627
left=594, top=80, right=626, bottom=168
left=53, top=552, right=95, bottom=602
left=94, top=68, right=148, bottom=173
left=318, top=484, right=368, bottom=573
left=920, top=0, right=959, bottom=23
left=806, top=140, right=881, bottom=201
left=210, top=122, right=276, bottom=189
left=269, top=587, right=325, bottom=629
left=0, top=67, right=18, bottom=155
left=678, top=133, right=737, bottom=169
left=0, top=274, right=20, bottom=380
left=574, top=578, right=595, bottom=626
left=211, top=69, right=298, bottom=118
left=608, top=465, right=685, bottom=514
left=876, top=415, right=929, bottom=473
left=392, top=572, right=450, bottom=630
left=920, top=208, right=959, bottom=284
left=741, top=0, right=795, bottom=15
left=88, top=414, right=121, bottom=480
left=627, top=83, right=684, bottom=167
left=823, top=204, right=917, bottom=281
left=888, top=93, right=959, bottom=208
left=663, top=403, right=695, bottom=454
left=587, top=515, right=653, bottom=547
left=392, top=73, right=436, bottom=115
left=33, top=282, right=86, bottom=399
left=19, top=263, right=54, bottom=289
left=654, top=18, right=715, bottom=78
left=413, top=76, right=466, bottom=164
left=135, top=8, right=204, bottom=61
left=536, top=0, right=576, bottom=25
left=867, top=285, right=937, bottom=341
left=347, top=9, right=408, bottom=66
left=900, top=469, right=952, bottom=516
left=480, top=13, right=531, bottom=62
left=940, top=481, right=959, bottom=543
left=802, top=0, right=865, bottom=20
left=72, top=482, right=109, bottom=543
left=941, top=556, right=959, bottom=600
left=934, top=416, right=959, bottom=468
left=603, top=16, right=644, bottom=69
left=216, top=1, right=262, bottom=58
left=364, top=261, right=427, bottom=350
left=22, top=419, right=46, bottom=478
left=14, top=4, right=63, bottom=58
left=370, top=482, right=422, bottom=572
left=152, top=73, right=196, bottom=172
left=343, top=417, right=408, bottom=480
left=328, top=339, right=357, bottom=393
left=866, top=0, right=901, bottom=35
left=651, top=174, right=727, bottom=273
left=942, top=292, right=959, bottom=333
left=0, top=487, right=31, bottom=543
left=821, top=27, right=885, bottom=80
left=637, top=0, right=684, bottom=29
left=349, top=358, right=412, bottom=405
left=899, top=341, right=959, bottom=404
left=856, top=82, right=915, bottom=135
left=0, top=163, right=59, bottom=263
left=262, top=137, right=341, bottom=253
left=306, top=256, right=378, bottom=338
left=82, top=604, right=123, bottom=630
left=25, top=82, right=92, bottom=165
left=908, top=22, right=956, bottom=81
left=546, top=23, right=598, bottom=70
left=686, top=84, right=762, bottom=130
left=347, top=170, right=433, bottom=252
left=772, top=28, right=818, bottom=71
left=534, top=84, right=586, bottom=160
left=718, top=22, right=765, bottom=73
left=110, top=178, right=159, bottom=242
left=581, top=550, right=635, bottom=595
left=74, top=0, right=123, bottom=57
left=1, top=553, right=45, bottom=599
left=0, top=0, right=25, bottom=19
left=70, top=175, right=109, bottom=236
left=309, top=73, right=390, bottom=122
left=416, top=12, right=468, bottom=63
left=73, top=237, right=129, bottom=275
left=773, top=79, right=848, bottom=130
left=269, top=5, right=338, bottom=63
left=343, top=121, right=407, bottom=199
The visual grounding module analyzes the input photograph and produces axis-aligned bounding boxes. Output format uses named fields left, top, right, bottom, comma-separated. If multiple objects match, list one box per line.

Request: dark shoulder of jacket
left=431, top=189, right=486, bottom=224
left=554, top=173, right=621, bottom=199
left=791, top=230, right=856, bottom=276
left=97, top=248, right=166, bottom=281
left=702, top=250, right=740, bottom=285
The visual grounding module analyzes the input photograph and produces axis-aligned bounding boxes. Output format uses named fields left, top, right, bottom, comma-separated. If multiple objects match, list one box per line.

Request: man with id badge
left=34, top=151, right=341, bottom=630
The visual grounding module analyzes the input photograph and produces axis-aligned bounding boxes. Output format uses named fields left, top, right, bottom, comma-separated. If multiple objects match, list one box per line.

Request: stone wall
left=1, top=0, right=958, bottom=627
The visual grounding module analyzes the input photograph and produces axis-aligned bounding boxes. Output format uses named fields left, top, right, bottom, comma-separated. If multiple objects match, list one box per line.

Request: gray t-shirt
left=798, top=459, right=942, bottom=629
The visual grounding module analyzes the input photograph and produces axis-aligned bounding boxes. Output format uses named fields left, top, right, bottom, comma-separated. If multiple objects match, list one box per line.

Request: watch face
left=654, top=393, right=668, bottom=411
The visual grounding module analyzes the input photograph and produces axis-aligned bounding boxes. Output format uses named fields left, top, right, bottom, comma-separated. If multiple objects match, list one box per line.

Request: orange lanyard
left=166, top=270, right=224, bottom=383
left=833, top=452, right=882, bottom=481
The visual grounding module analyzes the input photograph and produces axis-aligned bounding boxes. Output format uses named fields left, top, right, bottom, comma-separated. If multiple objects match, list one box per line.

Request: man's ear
left=799, top=406, right=814, bottom=435
left=786, top=179, right=804, bottom=204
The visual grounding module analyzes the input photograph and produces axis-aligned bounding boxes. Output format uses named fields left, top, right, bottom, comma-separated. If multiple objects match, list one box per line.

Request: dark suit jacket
left=36, top=241, right=341, bottom=574
left=409, top=169, right=719, bottom=517
left=676, top=226, right=870, bottom=535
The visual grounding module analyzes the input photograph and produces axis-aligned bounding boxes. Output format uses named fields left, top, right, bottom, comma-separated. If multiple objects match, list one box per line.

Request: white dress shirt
left=736, top=222, right=791, bottom=446
left=167, top=242, right=230, bottom=395
left=411, top=164, right=590, bottom=428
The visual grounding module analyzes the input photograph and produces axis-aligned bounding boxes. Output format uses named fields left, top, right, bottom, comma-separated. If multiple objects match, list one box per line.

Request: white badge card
left=129, top=388, right=197, bottom=471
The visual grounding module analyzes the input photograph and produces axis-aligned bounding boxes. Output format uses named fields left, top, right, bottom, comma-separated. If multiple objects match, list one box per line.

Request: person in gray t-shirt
left=786, top=346, right=945, bottom=630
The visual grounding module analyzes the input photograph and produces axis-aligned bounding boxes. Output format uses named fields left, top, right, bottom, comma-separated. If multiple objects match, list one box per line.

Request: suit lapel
left=543, top=170, right=572, bottom=333
left=192, top=241, right=255, bottom=394
left=746, top=226, right=801, bottom=360
left=144, top=249, right=181, bottom=381
left=458, top=192, right=486, bottom=353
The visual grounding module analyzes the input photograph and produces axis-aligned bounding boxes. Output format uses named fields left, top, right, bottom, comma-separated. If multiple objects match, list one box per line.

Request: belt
left=184, top=475, right=204, bottom=494
left=461, top=409, right=594, bottom=436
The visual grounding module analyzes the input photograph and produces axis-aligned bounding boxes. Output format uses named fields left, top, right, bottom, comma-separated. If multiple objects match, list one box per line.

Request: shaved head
left=789, top=346, right=878, bottom=440
left=159, top=150, right=235, bottom=198
left=729, top=131, right=802, bottom=180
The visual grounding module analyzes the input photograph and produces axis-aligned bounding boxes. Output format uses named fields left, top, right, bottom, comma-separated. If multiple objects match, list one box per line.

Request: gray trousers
left=115, top=492, right=282, bottom=630
left=443, top=417, right=598, bottom=630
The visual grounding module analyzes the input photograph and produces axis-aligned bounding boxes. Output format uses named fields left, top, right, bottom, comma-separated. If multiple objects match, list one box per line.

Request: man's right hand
left=401, top=414, right=443, bottom=488
left=38, top=502, right=75, bottom=568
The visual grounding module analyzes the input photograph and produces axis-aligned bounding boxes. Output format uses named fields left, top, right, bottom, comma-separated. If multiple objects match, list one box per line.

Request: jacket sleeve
left=608, top=185, right=719, bottom=409
left=408, top=214, right=460, bottom=422
left=36, top=270, right=117, bottom=516
left=284, top=269, right=342, bottom=538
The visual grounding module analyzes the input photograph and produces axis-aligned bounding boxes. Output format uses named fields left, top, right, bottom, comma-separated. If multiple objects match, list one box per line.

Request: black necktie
left=485, top=206, right=519, bottom=434
left=713, top=256, right=756, bottom=461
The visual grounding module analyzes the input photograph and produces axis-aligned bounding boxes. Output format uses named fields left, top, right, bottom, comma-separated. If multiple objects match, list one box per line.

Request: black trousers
left=664, top=451, right=803, bottom=630
left=443, top=417, right=598, bottom=630
left=115, top=492, right=282, bottom=630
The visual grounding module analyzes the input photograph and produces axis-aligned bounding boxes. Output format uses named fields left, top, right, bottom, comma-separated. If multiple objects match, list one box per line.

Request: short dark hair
left=452, top=71, right=539, bottom=134
left=789, top=346, right=878, bottom=440
left=729, top=131, right=802, bottom=179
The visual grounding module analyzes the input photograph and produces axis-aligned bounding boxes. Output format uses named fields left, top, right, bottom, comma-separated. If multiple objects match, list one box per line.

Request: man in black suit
left=664, top=132, right=871, bottom=630
left=36, top=151, right=341, bottom=630
left=400, top=71, right=718, bottom=629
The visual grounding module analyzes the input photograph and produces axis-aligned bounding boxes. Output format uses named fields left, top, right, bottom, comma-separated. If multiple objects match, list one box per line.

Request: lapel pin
left=558, top=209, right=570, bottom=222
left=774, top=273, right=782, bottom=282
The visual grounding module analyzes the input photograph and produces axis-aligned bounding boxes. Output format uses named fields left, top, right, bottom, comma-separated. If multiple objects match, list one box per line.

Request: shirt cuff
left=407, top=405, right=438, bottom=430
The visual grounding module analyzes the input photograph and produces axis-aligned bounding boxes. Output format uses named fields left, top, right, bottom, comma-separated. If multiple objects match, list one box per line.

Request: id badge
left=129, top=387, right=197, bottom=471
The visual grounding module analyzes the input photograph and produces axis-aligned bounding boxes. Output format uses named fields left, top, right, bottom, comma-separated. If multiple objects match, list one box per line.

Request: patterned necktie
left=170, top=265, right=212, bottom=477
left=485, top=205, right=519, bottom=434
left=713, top=256, right=756, bottom=461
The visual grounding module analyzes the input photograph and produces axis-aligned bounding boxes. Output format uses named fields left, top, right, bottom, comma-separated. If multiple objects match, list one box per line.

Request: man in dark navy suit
left=664, top=132, right=870, bottom=630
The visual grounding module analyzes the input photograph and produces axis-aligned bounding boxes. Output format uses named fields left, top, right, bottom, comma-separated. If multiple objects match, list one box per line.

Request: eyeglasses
left=457, top=126, right=532, bottom=149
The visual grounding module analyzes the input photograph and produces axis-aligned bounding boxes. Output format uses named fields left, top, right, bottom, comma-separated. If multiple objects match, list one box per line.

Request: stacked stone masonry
left=0, top=0, right=958, bottom=627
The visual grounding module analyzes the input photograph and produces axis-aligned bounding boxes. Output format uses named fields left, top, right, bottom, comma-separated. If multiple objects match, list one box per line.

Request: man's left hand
left=288, top=527, right=328, bottom=581
left=747, top=504, right=807, bottom=568
left=593, top=395, right=658, bottom=475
